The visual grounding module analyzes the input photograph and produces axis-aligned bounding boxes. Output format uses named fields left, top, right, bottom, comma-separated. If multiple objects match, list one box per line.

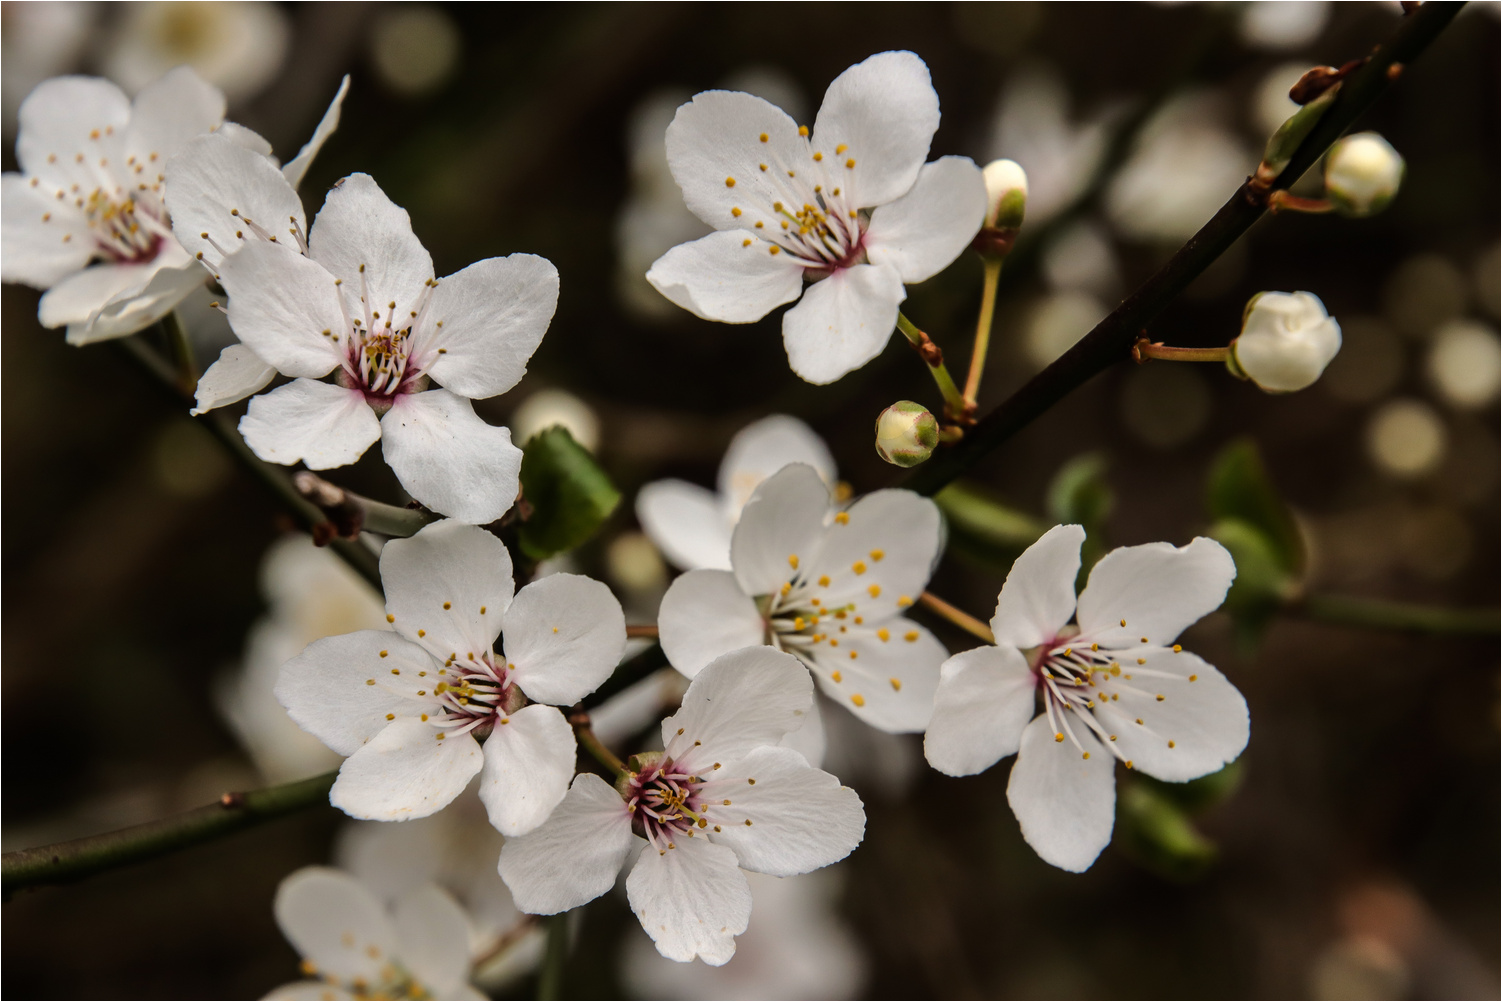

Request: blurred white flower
left=510, top=388, right=601, bottom=453
left=1040, top=221, right=1120, bottom=298
left=267, top=866, right=485, bottom=1000
left=1239, top=1, right=1330, bottom=51
left=1427, top=320, right=1501, bottom=408
left=1233, top=290, right=1343, bottom=393
left=103, top=1, right=290, bottom=104
left=622, top=868, right=865, bottom=999
left=1366, top=399, right=1447, bottom=478
left=1, top=1, right=97, bottom=135
left=215, top=534, right=385, bottom=783
left=370, top=5, right=461, bottom=97
left=1024, top=289, right=1107, bottom=369
left=1325, top=132, right=1405, bottom=217
left=985, top=64, right=1109, bottom=224
left=637, top=413, right=836, bottom=572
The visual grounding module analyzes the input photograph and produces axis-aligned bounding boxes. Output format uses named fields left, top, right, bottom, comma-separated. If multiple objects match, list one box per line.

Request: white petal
left=662, top=647, right=813, bottom=764
left=390, top=884, right=474, bottom=999
left=805, top=486, right=942, bottom=616
left=646, top=230, right=804, bottom=323
left=503, top=574, right=626, bottom=706
left=1092, top=649, right=1249, bottom=782
left=1006, top=714, right=1116, bottom=872
left=310, top=172, right=433, bottom=311
left=415, top=253, right=558, bottom=399
left=216, top=240, right=345, bottom=376
left=166, top=133, right=306, bottom=269
left=778, top=692, right=826, bottom=769
left=498, top=773, right=636, bottom=914
left=379, top=519, right=513, bottom=664
left=331, top=718, right=483, bottom=821
left=924, top=645, right=1038, bottom=776
left=781, top=263, right=904, bottom=385
left=264, top=980, right=355, bottom=1000
left=636, top=480, right=733, bottom=571
left=803, top=620, right=946, bottom=733
left=811, top=51, right=939, bottom=208
left=730, top=463, right=831, bottom=597
left=275, top=630, right=428, bottom=757
left=191, top=343, right=277, bottom=414
left=657, top=569, right=765, bottom=679
left=865, top=156, right=987, bottom=283
left=989, top=523, right=1085, bottom=650
left=717, top=414, right=837, bottom=517
left=379, top=389, right=522, bottom=524
left=16, top=76, right=130, bottom=184
left=627, top=836, right=751, bottom=966
left=1075, top=536, right=1236, bottom=647
left=125, top=66, right=226, bottom=163
left=662, top=88, right=806, bottom=232
left=37, top=261, right=155, bottom=328
left=0, top=173, right=93, bottom=287
left=282, top=75, right=350, bottom=191
left=70, top=251, right=204, bottom=343
left=274, top=867, right=395, bottom=986
left=239, top=378, right=380, bottom=469
left=217, top=122, right=274, bottom=158
left=703, top=745, right=864, bottom=876
left=478, top=704, right=576, bottom=837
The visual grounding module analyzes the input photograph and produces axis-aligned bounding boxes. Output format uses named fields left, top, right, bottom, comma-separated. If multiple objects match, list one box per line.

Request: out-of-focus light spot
left=511, top=389, right=601, bottom=453
left=1041, top=221, right=1119, bottom=297
left=1322, top=317, right=1404, bottom=404
left=1121, top=363, right=1212, bottom=450
left=1240, top=1, right=1330, bottom=51
left=1366, top=399, right=1446, bottom=478
left=2, top=1, right=96, bottom=133
left=1308, top=936, right=1409, bottom=1001
left=370, top=6, right=460, bottom=97
left=1427, top=320, right=1501, bottom=408
left=986, top=64, right=1108, bottom=225
left=153, top=421, right=231, bottom=498
left=1251, top=62, right=1309, bottom=137
left=1382, top=254, right=1468, bottom=338
left=953, top=1, right=1043, bottom=57
left=606, top=532, right=667, bottom=597
left=1474, top=243, right=1500, bottom=319
left=104, top=1, right=290, bottom=103
left=1024, top=291, right=1106, bottom=368
left=1400, top=505, right=1473, bottom=580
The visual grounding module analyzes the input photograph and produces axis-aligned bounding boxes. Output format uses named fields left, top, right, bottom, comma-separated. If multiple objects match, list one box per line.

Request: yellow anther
left=1137, top=658, right=1145, bottom=665
left=759, top=163, right=768, bottom=172
left=725, top=177, right=736, bottom=187
left=1082, top=751, right=1091, bottom=760
left=897, top=595, right=913, bottom=607
left=754, top=220, right=764, bottom=228
left=788, top=554, right=799, bottom=569
left=868, top=584, right=881, bottom=598
left=829, top=638, right=838, bottom=647
left=436, top=733, right=445, bottom=740
left=1156, top=694, right=1165, bottom=702
left=500, top=717, right=510, bottom=725
left=877, top=628, right=890, bottom=642
left=443, top=602, right=451, bottom=610
left=845, top=158, right=856, bottom=168
left=813, top=151, right=823, bottom=161
left=1141, top=637, right=1149, bottom=643
left=747, top=778, right=756, bottom=785
left=854, top=616, right=863, bottom=624
left=386, top=614, right=395, bottom=623
left=780, top=581, right=792, bottom=597
left=1055, top=732, right=1064, bottom=743
left=743, top=238, right=752, bottom=247
left=834, top=512, right=849, bottom=525
left=366, top=679, right=375, bottom=686
left=818, top=575, right=830, bottom=587
left=769, top=246, right=780, bottom=255
left=835, top=144, right=847, bottom=154
left=390, top=668, right=400, bottom=675
left=1135, top=718, right=1144, bottom=725
left=798, top=125, right=809, bottom=137
left=481, top=606, right=487, bottom=614
left=417, top=629, right=425, bottom=637
left=852, top=561, right=866, bottom=574
left=890, top=677, right=902, bottom=691
left=759, top=132, right=769, bottom=142
left=869, top=549, right=884, bottom=561
left=379, top=650, right=389, bottom=658
left=732, top=207, right=742, bottom=217
left=850, top=694, right=865, bottom=707
left=1109, top=734, right=1117, bottom=741
left=385, top=713, right=394, bottom=720
left=1091, top=643, right=1099, bottom=651
left=1173, top=644, right=1183, bottom=653
left=1189, top=674, right=1198, bottom=682
left=849, top=650, right=858, bottom=660
left=553, top=626, right=559, bottom=633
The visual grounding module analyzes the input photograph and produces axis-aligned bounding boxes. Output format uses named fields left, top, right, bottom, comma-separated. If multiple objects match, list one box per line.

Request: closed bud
left=982, top=159, right=1028, bottom=230
left=874, top=400, right=939, bottom=468
left=1324, top=132, right=1404, bottom=217
left=1230, top=291, right=1342, bottom=393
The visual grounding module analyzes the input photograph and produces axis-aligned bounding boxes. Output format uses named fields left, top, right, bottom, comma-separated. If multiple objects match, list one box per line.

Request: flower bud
left=874, top=401, right=939, bottom=468
left=982, top=159, right=1028, bottom=230
left=1324, top=132, right=1404, bottom=217
left=1230, top=291, right=1342, bottom=393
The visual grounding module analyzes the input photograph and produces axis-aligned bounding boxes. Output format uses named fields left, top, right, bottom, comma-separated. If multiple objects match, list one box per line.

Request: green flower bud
left=874, top=401, right=939, bottom=468
left=982, top=158, right=1028, bottom=229
left=1324, top=131, right=1404, bottom=217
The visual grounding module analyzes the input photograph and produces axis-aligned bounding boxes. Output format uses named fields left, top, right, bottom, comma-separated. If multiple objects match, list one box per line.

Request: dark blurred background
left=3, top=2, right=1498, bottom=998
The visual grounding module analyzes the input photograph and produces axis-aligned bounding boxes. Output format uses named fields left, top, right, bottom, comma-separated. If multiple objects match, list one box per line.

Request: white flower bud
left=1231, top=291, right=1342, bottom=393
left=874, top=401, right=939, bottom=468
left=1324, top=132, right=1404, bottom=217
left=982, top=158, right=1028, bottom=229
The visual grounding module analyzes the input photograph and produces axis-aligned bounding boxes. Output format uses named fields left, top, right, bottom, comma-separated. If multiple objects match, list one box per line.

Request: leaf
left=1116, top=780, right=1218, bottom=882
left=516, top=426, right=621, bottom=561
left=1208, top=518, right=1295, bottom=653
left=1206, top=439, right=1305, bottom=575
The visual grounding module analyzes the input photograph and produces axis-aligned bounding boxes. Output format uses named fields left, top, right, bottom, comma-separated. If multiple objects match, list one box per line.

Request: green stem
left=2, top=771, right=337, bottom=899
left=571, top=712, right=626, bottom=779
left=1295, top=594, right=1500, bottom=635
left=1136, top=343, right=1230, bottom=363
left=918, top=591, right=995, bottom=644
left=963, top=258, right=1003, bottom=406
left=537, top=912, right=570, bottom=1000
left=896, top=312, right=968, bottom=419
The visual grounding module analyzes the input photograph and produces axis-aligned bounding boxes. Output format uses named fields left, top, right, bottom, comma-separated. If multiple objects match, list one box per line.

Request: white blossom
left=646, top=50, right=987, bottom=385
left=103, top=1, right=291, bottom=104
left=657, top=463, right=947, bottom=734
left=1324, top=131, right=1405, bottom=218
left=924, top=524, right=1248, bottom=872
left=984, top=64, right=1108, bottom=225
left=276, top=520, right=626, bottom=836
left=497, top=647, right=865, bottom=966
left=167, top=138, right=555, bottom=524
left=1233, top=291, right=1342, bottom=393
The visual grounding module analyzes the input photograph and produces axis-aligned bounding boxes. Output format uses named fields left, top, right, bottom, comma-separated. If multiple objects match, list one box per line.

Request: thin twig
left=919, top=591, right=995, bottom=644
left=537, top=912, right=570, bottom=1000
left=963, top=257, right=1004, bottom=406
left=568, top=706, right=626, bottom=778
left=625, top=624, right=659, bottom=639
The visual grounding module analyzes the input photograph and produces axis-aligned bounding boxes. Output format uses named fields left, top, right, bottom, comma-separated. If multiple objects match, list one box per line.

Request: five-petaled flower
left=646, top=50, right=988, bottom=385
left=497, top=646, right=865, bottom=966
left=924, top=523, right=1249, bottom=872
left=658, top=463, right=947, bottom=734
left=167, top=136, right=557, bottom=524
left=277, top=520, right=626, bottom=836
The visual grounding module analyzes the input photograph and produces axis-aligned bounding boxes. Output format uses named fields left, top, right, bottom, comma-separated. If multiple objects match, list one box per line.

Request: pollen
left=421, top=713, right=428, bottom=721
left=868, top=585, right=882, bottom=599
left=845, top=158, right=856, bottom=168
left=852, top=561, right=866, bottom=574
left=897, top=595, right=913, bottom=607
left=417, top=629, right=425, bottom=637
left=725, top=177, right=736, bottom=187
left=1156, top=694, right=1165, bottom=702
left=380, top=650, right=389, bottom=658
left=1137, top=658, right=1145, bottom=665
left=1135, top=718, right=1144, bottom=725
left=755, top=220, right=764, bottom=228
left=1173, top=644, right=1183, bottom=653
left=877, top=628, right=890, bottom=642
left=869, top=549, right=885, bottom=561
left=794, top=616, right=806, bottom=631
left=391, top=668, right=400, bottom=675
left=1055, top=732, right=1064, bottom=743
left=849, top=650, right=858, bottom=660
left=788, top=554, right=799, bottom=569
left=798, top=125, right=809, bottom=137
left=818, top=575, right=830, bottom=587
left=890, top=677, right=902, bottom=691
left=769, top=246, right=780, bottom=255
left=759, top=132, right=769, bottom=142
left=1120, top=618, right=1127, bottom=627
left=1126, top=760, right=1135, bottom=769
left=743, top=239, right=752, bottom=247
left=780, top=582, right=791, bottom=597
left=813, top=151, right=823, bottom=161
left=835, top=144, right=847, bottom=154
left=481, top=606, right=487, bottom=614
left=904, top=631, right=919, bottom=642
left=850, top=694, right=865, bottom=707
left=759, top=163, right=768, bottom=172
left=366, top=679, right=375, bottom=685
left=553, top=626, right=559, bottom=633
left=386, top=713, right=394, bottom=720
left=443, top=602, right=451, bottom=610
left=747, top=778, right=756, bottom=785
left=1168, top=740, right=1176, bottom=748
left=731, top=207, right=742, bottom=217
left=1189, top=674, right=1198, bottom=682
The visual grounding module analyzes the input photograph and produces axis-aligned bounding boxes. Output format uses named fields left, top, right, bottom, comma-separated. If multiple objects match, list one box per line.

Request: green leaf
left=517, top=427, right=621, bottom=561
left=1206, top=439, right=1304, bottom=575
left=1116, top=780, right=1219, bottom=882
left=1207, top=518, right=1295, bottom=652
left=1140, top=760, right=1244, bottom=814
left=935, top=481, right=1048, bottom=574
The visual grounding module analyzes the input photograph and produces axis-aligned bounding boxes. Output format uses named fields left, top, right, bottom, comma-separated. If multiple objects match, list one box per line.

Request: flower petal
left=414, top=253, right=558, bottom=399
left=1, top=173, right=94, bottom=288
left=1092, top=649, right=1249, bottom=782
left=990, top=523, right=1085, bottom=650
left=379, top=519, right=513, bottom=664
left=379, top=389, right=522, bottom=525
left=865, top=155, right=987, bottom=284
left=627, top=835, right=751, bottom=966
left=330, top=717, right=482, bottom=821
left=811, top=51, right=939, bottom=209
left=478, top=704, right=577, bottom=837
left=16, top=76, right=130, bottom=185
left=717, top=414, right=837, bottom=517
left=657, top=569, right=765, bottom=679
left=1006, top=714, right=1116, bottom=872
left=166, top=133, right=307, bottom=270
left=274, top=867, right=396, bottom=986
left=778, top=692, right=826, bottom=769
left=390, top=884, right=475, bottom=999
left=239, top=378, right=380, bottom=470
left=636, top=479, right=733, bottom=572
left=730, top=463, right=831, bottom=598
left=191, top=343, right=277, bottom=414
left=805, top=486, right=942, bottom=617
left=265, top=980, right=355, bottom=1000
left=703, top=745, right=864, bottom=877
left=503, top=574, right=626, bottom=707
left=646, top=229, right=804, bottom=323
left=69, top=251, right=204, bottom=343
left=216, top=239, right=346, bottom=377
left=803, top=619, right=946, bottom=733
left=310, top=172, right=433, bottom=311
left=124, top=66, right=225, bottom=164
left=924, top=645, right=1038, bottom=776
left=662, top=88, right=806, bottom=232
left=498, top=773, right=636, bottom=914
left=282, top=75, right=350, bottom=191
left=275, top=630, right=430, bottom=757
left=1075, top=536, right=1236, bottom=647
left=663, top=646, right=814, bottom=765
left=781, top=263, right=904, bottom=385
left=37, top=260, right=156, bottom=328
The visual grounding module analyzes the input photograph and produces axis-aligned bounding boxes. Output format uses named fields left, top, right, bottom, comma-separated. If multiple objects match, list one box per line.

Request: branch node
left=294, top=471, right=365, bottom=541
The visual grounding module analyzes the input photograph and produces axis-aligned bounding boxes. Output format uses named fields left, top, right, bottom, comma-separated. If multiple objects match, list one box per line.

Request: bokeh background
left=3, top=1, right=1498, bottom=998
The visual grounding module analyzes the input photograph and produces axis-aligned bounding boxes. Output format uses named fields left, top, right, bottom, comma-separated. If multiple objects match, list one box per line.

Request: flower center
left=625, top=757, right=708, bottom=844
left=336, top=269, right=439, bottom=408
left=732, top=130, right=868, bottom=271
left=421, top=652, right=517, bottom=741
left=83, top=189, right=163, bottom=263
